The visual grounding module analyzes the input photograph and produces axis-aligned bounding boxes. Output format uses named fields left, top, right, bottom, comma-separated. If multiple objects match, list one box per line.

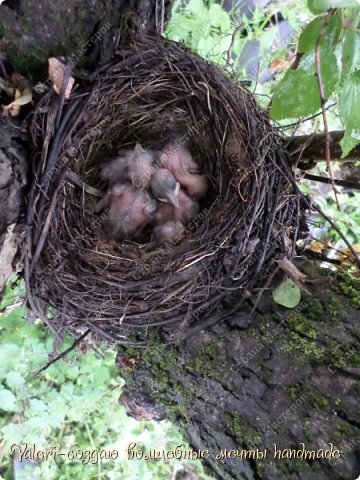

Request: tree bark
left=287, top=131, right=360, bottom=164
left=119, top=262, right=360, bottom=480
left=0, top=0, right=173, bottom=79
left=0, top=117, right=28, bottom=290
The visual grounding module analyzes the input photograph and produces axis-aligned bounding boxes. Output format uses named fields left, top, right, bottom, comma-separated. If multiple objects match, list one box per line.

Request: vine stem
left=315, top=19, right=340, bottom=210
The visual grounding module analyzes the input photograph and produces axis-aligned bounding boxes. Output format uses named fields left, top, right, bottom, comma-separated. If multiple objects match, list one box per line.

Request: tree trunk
left=118, top=261, right=360, bottom=480
left=0, top=117, right=28, bottom=290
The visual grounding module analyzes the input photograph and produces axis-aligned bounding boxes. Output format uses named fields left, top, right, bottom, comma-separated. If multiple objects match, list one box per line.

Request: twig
left=226, top=24, right=244, bottom=66
left=33, top=329, right=91, bottom=377
left=315, top=22, right=340, bottom=209
left=30, top=168, right=68, bottom=273
left=304, top=173, right=360, bottom=191
left=279, top=103, right=336, bottom=130
left=310, top=202, right=360, bottom=268
left=160, top=0, right=165, bottom=35
left=55, top=59, right=76, bottom=129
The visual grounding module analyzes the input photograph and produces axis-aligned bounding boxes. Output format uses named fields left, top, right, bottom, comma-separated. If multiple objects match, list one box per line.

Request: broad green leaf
left=0, top=307, right=27, bottom=329
left=298, top=17, right=324, bottom=52
left=0, top=388, right=19, bottom=412
left=270, top=48, right=339, bottom=120
left=323, top=14, right=343, bottom=49
left=270, top=70, right=320, bottom=119
left=298, top=49, right=339, bottom=97
left=298, top=15, right=341, bottom=53
left=0, top=344, right=21, bottom=369
left=92, top=365, right=111, bottom=385
left=5, top=371, right=25, bottom=389
left=208, top=3, right=231, bottom=30
left=272, top=278, right=302, bottom=308
left=308, top=0, right=359, bottom=14
left=1, top=422, right=24, bottom=445
left=342, top=28, right=360, bottom=75
left=339, top=71, right=360, bottom=156
left=26, top=415, right=52, bottom=430
left=29, top=398, right=48, bottom=414
left=187, top=0, right=209, bottom=16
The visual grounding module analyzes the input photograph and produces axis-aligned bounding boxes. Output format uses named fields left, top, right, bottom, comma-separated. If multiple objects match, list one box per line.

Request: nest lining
left=28, top=37, right=303, bottom=346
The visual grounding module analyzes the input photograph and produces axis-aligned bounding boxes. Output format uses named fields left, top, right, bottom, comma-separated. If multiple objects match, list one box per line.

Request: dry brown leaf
left=10, top=72, right=29, bottom=91
left=336, top=245, right=360, bottom=275
left=48, top=57, right=75, bottom=99
left=2, top=87, right=32, bottom=117
left=307, top=240, right=332, bottom=254
left=270, top=54, right=296, bottom=74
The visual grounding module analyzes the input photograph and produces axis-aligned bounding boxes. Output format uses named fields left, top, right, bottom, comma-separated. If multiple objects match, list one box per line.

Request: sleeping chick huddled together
left=95, top=143, right=208, bottom=244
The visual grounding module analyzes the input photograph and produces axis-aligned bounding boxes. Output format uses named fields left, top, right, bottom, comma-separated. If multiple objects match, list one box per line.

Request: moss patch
left=229, top=413, right=262, bottom=447
left=337, top=274, right=360, bottom=309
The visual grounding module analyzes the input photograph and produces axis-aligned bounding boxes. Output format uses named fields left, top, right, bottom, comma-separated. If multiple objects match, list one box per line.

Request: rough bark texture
left=0, top=0, right=173, bottom=79
left=287, top=131, right=360, bottom=163
left=0, top=0, right=125, bottom=79
left=0, top=117, right=28, bottom=290
left=119, top=262, right=360, bottom=480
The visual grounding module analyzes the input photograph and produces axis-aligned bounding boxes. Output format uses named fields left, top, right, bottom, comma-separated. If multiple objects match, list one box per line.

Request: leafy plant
left=270, top=3, right=360, bottom=157
left=0, top=280, right=212, bottom=480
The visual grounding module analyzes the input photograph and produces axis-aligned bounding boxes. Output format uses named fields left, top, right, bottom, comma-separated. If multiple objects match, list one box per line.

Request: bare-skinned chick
left=155, top=188, right=199, bottom=225
left=101, top=143, right=155, bottom=189
left=159, top=144, right=208, bottom=199
left=153, top=221, right=185, bottom=243
left=96, top=183, right=156, bottom=240
left=150, top=168, right=180, bottom=207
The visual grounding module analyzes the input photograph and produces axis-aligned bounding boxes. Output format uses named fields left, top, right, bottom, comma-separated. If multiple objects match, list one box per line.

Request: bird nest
left=27, top=37, right=303, bottom=346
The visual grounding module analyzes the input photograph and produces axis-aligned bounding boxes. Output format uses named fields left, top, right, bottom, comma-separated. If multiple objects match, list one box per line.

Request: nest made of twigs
left=27, top=36, right=303, bottom=346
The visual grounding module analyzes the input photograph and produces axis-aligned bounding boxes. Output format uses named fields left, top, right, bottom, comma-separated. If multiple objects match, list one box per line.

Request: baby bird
left=153, top=221, right=185, bottom=244
left=155, top=188, right=199, bottom=225
left=97, top=183, right=156, bottom=240
left=150, top=168, right=180, bottom=207
left=159, top=144, right=208, bottom=199
left=128, top=143, right=155, bottom=189
left=101, top=156, right=129, bottom=186
left=101, top=144, right=155, bottom=189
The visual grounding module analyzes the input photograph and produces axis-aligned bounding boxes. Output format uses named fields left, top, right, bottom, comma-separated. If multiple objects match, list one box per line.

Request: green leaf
left=0, top=344, right=21, bottom=369
left=298, top=17, right=324, bottom=52
left=323, top=14, right=343, bottom=49
left=342, top=29, right=356, bottom=74
left=0, top=307, right=29, bottom=336
left=298, top=15, right=341, bottom=53
left=0, top=277, right=25, bottom=309
left=29, top=398, right=48, bottom=414
left=342, top=28, right=360, bottom=76
left=0, top=388, right=19, bottom=412
left=92, top=365, right=111, bottom=385
left=272, top=278, right=301, bottom=308
left=299, top=49, right=339, bottom=97
left=339, top=71, right=360, bottom=157
left=270, top=70, right=320, bottom=119
left=270, top=47, right=339, bottom=120
left=5, top=371, right=25, bottom=389
left=308, top=0, right=359, bottom=14
left=208, top=3, right=231, bottom=30
left=187, top=0, right=209, bottom=16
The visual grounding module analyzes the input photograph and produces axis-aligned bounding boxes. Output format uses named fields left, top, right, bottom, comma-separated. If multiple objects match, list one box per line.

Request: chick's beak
left=166, top=183, right=180, bottom=207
